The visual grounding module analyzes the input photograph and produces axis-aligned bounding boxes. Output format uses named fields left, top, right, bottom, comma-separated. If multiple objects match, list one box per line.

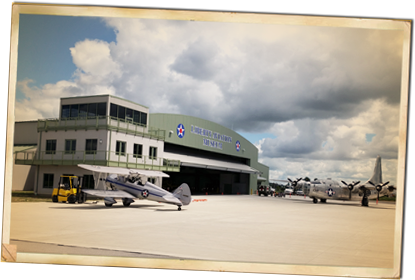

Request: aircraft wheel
left=313, top=198, right=318, bottom=204
left=105, top=203, right=113, bottom=207
left=320, top=199, right=327, bottom=203
left=52, top=195, right=58, bottom=203
left=123, top=202, right=131, bottom=207
left=362, top=197, right=369, bottom=207
left=178, top=206, right=181, bottom=211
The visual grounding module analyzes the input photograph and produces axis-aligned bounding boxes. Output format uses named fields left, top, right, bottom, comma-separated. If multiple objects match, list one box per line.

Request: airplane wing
left=78, top=164, right=169, bottom=178
left=82, top=189, right=135, bottom=198
left=359, top=181, right=391, bottom=191
left=356, top=181, right=382, bottom=190
left=269, top=179, right=289, bottom=183
left=130, top=170, right=170, bottom=178
left=78, top=164, right=130, bottom=175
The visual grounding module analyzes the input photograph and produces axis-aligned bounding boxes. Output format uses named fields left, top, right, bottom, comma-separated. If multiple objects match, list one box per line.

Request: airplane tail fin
left=368, top=156, right=382, bottom=185
left=173, top=183, right=192, bottom=206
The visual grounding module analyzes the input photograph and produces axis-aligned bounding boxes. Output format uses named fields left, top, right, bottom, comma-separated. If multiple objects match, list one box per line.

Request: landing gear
left=320, top=199, right=327, bottom=203
left=361, top=189, right=370, bottom=207
left=104, top=197, right=116, bottom=207
left=178, top=206, right=181, bottom=211
left=122, top=198, right=133, bottom=207
left=77, top=192, right=86, bottom=204
left=313, top=198, right=318, bottom=203
left=361, top=197, right=369, bottom=207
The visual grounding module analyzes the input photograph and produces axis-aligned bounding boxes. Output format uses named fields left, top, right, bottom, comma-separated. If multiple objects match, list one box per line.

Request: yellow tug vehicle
left=52, top=175, right=86, bottom=204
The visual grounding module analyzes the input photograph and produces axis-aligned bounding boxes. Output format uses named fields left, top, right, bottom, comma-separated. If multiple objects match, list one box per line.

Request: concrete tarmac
left=10, top=195, right=396, bottom=268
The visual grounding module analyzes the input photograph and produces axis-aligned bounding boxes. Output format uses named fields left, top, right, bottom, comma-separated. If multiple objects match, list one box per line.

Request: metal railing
left=37, top=117, right=165, bottom=140
left=15, top=150, right=181, bottom=172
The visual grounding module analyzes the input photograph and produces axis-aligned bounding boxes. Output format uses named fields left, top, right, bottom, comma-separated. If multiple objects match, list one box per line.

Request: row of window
left=46, top=139, right=98, bottom=154
left=115, top=141, right=158, bottom=159
left=60, top=102, right=148, bottom=127
left=61, top=103, right=107, bottom=119
left=45, top=139, right=158, bottom=159
left=110, top=103, right=147, bottom=127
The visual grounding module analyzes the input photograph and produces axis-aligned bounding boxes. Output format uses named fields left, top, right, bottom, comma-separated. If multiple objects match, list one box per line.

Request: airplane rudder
left=176, top=183, right=192, bottom=205
left=369, top=156, right=382, bottom=184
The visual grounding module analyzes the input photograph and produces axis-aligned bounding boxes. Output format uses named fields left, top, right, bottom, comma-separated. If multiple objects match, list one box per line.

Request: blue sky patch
left=366, top=133, right=376, bottom=143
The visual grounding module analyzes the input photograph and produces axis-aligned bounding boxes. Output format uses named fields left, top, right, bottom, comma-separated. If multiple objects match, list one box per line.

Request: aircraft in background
left=292, top=156, right=395, bottom=207
left=78, top=164, right=191, bottom=211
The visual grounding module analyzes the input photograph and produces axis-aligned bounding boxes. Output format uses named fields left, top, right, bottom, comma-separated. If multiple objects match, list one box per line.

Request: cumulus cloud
left=260, top=99, right=400, bottom=160
left=70, top=39, right=122, bottom=78
left=170, top=38, right=225, bottom=81
left=15, top=79, right=81, bottom=121
left=258, top=99, right=400, bottom=184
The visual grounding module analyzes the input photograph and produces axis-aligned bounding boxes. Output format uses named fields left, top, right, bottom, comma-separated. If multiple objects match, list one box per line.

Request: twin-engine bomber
left=289, top=156, right=395, bottom=207
left=78, top=164, right=191, bottom=211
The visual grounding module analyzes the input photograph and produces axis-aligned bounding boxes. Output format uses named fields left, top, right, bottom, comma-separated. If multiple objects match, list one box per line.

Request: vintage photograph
left=1, top=1, right=412, bottom=280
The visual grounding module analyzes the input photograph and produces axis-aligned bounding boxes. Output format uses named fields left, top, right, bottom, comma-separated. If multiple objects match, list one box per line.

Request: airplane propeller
left=287, top=178, right=302, bottom=187
left=369, top=181, right=390, bottom=202
left=341, top=180, right=360, bottom=200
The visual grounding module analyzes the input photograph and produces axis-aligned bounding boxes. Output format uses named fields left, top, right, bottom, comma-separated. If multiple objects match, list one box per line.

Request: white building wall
left=39, top=130, right=109, bottom=161
left=108, top=96, right=148, bottom=113
left=109, top=131, right=165, bottom=171
left=35, top=129, right=165, bottom=195
left=61, top=95, right=110, bottom=106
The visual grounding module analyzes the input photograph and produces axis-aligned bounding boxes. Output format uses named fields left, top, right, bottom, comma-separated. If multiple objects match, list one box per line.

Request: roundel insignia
left=177, top=124, right=185, bottom=138
left=142, top=189, right=149, bottom=198
left=235, top=140, right=241, bottom=152
left=326, top=188, right=336, bottom=197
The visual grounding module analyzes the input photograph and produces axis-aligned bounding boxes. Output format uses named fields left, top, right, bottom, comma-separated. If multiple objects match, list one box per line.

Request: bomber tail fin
left=368, top=156, right=382, bottom=185
left=173, top=183, right=192, bottom=206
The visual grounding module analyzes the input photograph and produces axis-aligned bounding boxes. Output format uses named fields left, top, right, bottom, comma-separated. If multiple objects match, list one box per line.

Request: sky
left=14, top=9, right=406, bottom=187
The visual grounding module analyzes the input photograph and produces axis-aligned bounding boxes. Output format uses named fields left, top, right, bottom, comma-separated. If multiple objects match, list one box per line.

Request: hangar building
left=13, top=95, right=269, bottom=195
